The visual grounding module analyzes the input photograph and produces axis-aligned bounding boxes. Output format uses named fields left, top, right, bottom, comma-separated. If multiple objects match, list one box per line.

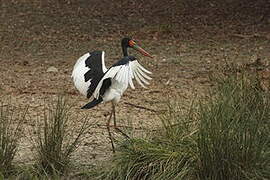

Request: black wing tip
left=81, top=98, right=103, bottom=109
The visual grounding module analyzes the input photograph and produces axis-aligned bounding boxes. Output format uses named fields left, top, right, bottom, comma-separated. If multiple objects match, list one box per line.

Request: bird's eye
left=128, top=40, right=136, bottom=47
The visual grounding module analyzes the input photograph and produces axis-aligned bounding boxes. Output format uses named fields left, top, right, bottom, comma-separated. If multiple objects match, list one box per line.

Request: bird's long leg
left=107, top=109, right=115, bottom=153
left=112, top=103, right=130, bottom=139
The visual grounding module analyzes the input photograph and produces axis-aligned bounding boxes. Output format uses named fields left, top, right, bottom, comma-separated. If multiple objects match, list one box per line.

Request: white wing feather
left=128, top=65, right=135, bottom=89
left=123, top=65, right=129, bottom=84
left=133, top=70, right=147, bottom=88
left=134, top=68, right=150, bottom=85
left=130, top=61, right=152, bottom=88
left=101, top=51, right=107, bottom=72
left=136, top=66, right=152, bottom=80
left=137, top=62, right=152, bottom=74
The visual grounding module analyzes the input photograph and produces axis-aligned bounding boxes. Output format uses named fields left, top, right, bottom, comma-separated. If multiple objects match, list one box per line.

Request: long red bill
left=133, top=44, right=154, bottom=58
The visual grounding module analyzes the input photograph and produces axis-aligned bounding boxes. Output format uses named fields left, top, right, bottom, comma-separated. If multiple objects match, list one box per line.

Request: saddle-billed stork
left=71, top=37, right=153, bottom=152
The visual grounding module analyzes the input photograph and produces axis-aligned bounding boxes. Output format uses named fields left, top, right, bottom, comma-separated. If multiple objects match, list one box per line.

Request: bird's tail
left=81, top=98, right=103, bottom=109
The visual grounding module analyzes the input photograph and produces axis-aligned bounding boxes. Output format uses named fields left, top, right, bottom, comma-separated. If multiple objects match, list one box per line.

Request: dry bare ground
left=0, top=0, right=269, bottom=171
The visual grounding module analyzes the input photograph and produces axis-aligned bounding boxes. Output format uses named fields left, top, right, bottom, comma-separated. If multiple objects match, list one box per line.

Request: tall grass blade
left=0, top=100, right=27, bottom=177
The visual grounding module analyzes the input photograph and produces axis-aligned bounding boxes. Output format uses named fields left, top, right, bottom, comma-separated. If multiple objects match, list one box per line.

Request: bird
left=71, top=37, right=153, bottom=152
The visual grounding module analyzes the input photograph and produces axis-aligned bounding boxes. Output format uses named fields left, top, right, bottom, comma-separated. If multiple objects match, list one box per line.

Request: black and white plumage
left=71, top=38, right=153, bottom=152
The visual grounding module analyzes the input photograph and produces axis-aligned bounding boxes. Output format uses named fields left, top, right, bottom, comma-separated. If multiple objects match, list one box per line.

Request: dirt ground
left=0, top=0, right=269, bottom=171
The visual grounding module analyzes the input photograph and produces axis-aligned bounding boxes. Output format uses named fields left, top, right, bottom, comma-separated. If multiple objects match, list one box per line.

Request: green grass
left=33, top=95, right=92, bottom=176
left=87, top=72, right=270, bottom=180
left=0, top=100, right=27, bottom=177
left=198, top=74, right=270, bottom=179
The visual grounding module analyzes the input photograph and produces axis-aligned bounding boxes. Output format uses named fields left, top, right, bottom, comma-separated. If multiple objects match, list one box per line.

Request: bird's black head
left=121, top=37, right=153, bottom=58
left=121, top=37, right=133, bottom=48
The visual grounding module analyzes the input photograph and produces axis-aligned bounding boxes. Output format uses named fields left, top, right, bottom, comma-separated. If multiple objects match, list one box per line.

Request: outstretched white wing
left=93, top=60, right=152, bottom=99
left=129, top=60, right=152, bottom=89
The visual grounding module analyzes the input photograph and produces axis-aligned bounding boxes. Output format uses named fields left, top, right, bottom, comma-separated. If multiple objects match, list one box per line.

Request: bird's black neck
left=122, top=46, right=128, bottom=57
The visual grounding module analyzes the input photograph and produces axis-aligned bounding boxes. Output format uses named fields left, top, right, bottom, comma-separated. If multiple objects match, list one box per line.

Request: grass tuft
left=33, top=95, right=92, bottom=176
left=0, top=100, right=27, bottom=177
left=198, top=74, right=270, bottom=179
